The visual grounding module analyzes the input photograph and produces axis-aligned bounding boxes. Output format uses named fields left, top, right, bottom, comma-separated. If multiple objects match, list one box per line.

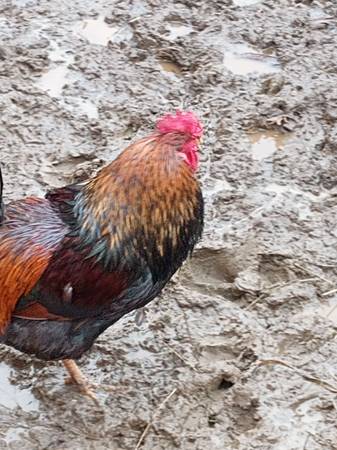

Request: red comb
left=156, top=110, right=203, bottom=139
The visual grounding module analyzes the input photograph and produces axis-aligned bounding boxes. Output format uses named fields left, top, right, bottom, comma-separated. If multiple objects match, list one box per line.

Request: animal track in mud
left=228, top=385, right=261, bottom=433
left=38, top=155, right=104, bottom=187
left=178, top=247, right=238, bottom=296
left=199, top=336, right=239, bottom=364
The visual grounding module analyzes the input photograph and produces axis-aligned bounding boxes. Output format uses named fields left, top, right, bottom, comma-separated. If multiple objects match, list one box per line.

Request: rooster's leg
left=62, top=359, right=98, bottom=403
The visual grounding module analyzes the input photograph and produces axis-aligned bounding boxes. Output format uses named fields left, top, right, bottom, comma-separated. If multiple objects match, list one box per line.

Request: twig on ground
left=134, top=388, right=177, bottom=450
left=292, top=262, right=334, bottom=286
left=303, top=432, right=311, bottom=450
left=321, top=288, right=337, bottom=297
left=325, top=302, right=337, bottom=320
left=256, top=359, right=337, bottom=394
left=166, top=344, right=200, bottom=373
left=244, top=278, right=317, bottom=311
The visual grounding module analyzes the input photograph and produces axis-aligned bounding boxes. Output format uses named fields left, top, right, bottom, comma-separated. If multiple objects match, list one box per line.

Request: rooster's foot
left=62, top=359, right=99, bottom=404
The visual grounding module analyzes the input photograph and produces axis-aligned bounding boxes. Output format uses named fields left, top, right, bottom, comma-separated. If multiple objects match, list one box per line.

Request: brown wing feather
left=0, top=197, right=67, bottom=332
left=12, top=303, right=69, bottom=321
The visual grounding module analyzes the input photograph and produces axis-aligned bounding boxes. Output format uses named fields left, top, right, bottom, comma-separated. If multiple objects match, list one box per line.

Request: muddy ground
left=1, top=0, right=337, bottom=448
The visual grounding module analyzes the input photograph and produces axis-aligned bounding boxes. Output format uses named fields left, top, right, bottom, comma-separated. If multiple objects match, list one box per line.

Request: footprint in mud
left=178, top=248, right=239, bottom=296
left=199, top=336, right=237, bottom=366
left=0, top=362, right=39, bottom=411
left=38, top=156, right=102, bottom=188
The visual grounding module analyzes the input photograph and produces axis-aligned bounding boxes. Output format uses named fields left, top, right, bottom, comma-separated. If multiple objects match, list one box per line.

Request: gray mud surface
left=1, top=0, right=337, bottom=448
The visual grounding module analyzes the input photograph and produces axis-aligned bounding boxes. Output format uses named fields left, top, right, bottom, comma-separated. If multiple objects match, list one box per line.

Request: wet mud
left=1, top=0, right=337, bottom=448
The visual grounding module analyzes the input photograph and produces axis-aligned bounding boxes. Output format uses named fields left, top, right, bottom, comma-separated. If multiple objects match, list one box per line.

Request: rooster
left=0, top=111, right=203, bottom=399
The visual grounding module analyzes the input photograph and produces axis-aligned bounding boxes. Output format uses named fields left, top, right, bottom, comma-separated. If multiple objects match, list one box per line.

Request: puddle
left=56, top=97, right=99, bottom=120
left=166, top=24, right=193, bottom=40
left=250, top=135, right=278, bottom=161
left=0, top=362, right=39, bottom=411
left=36, top=42, right=98, bottom=113
left=224, top=43, right=280, bottom=76
left=248, top=130, right=289, bottom=161
left=35, top=43, right=74, bottom=97
left=36, top=66, right=70, bottom=97
left=75, top=16, right=118, bottom=46
left=159, top=60, right=182, bottom=76
left=233, top=0, right=260, bottom=5
left=47, top=45, right=73, bottom=64
left=73, top=98, right=99, bottom=120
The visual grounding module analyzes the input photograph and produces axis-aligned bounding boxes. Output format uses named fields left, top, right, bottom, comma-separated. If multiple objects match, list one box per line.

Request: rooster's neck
left=72, top=137, right=203, bottom=278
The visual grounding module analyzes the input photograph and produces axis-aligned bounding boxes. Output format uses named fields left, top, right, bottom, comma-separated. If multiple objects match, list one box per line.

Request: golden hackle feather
left=78, top=133, right=201, bottom=263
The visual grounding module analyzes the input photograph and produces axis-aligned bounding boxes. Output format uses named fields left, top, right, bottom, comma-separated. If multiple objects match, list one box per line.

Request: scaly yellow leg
left=62, top=359, right=98, bottom=404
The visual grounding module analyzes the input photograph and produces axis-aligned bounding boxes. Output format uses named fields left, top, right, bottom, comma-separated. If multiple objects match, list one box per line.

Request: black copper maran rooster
left=0, top=111, right=204, bottom=399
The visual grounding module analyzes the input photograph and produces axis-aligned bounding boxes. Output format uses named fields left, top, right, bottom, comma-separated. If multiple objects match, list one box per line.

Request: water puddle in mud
left=248, top=130, right=290, bottom=161
left=73, top=98, right=99, bottom=120
left=224, top=43, right=280, bottom=76
left=36, top=44, right=99, bottom=117
left=166, top=24, right=193, bottom=40
left=159, top=60, right=182, bottom=76
left=35, top=43, right=74, bottom=97
left=233, top=0, right=260, bottom=5
left=0, top=362, right=39, bottom=411
left=36, top=66, right=69, bottom=97
left=75, top=16, right=118, bottom=46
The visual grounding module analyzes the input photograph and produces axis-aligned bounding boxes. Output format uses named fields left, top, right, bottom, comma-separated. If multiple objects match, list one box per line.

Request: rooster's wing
left=0, top=197, right=67, bottom=332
